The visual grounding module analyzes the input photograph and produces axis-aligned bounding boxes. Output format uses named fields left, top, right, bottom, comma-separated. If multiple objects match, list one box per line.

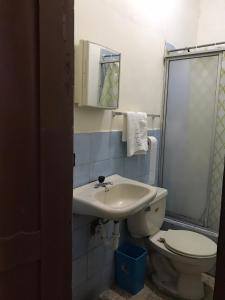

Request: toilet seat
left=163, top=230, right=217, bottom=258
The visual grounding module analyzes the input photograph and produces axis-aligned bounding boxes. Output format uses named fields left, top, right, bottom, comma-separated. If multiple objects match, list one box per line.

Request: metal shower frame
left=159, top=46, right=224, bottom=230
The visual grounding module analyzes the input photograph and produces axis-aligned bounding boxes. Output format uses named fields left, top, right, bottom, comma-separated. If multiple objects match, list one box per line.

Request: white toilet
left=127, top=187, right=217, bottom=300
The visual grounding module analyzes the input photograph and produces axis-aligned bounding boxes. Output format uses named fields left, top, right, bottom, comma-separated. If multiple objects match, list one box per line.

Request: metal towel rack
left=112, top=111, right=160, bottom=119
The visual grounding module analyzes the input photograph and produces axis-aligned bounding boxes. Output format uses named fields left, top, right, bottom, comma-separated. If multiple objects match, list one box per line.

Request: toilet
left=127, top=187, right=217, bottom=300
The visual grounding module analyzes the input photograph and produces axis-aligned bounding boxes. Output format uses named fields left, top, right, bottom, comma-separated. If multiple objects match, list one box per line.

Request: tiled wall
left=72, top=129, right=160, bottom=300
left=73, top=130, right=160, bottom=188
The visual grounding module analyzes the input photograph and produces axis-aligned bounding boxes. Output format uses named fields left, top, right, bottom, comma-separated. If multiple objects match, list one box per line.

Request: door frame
left=214, top=162, right=225, bottom=299
left=39, top=0, right=74, bottom=299
left=0, top=0, right=74, bottom=299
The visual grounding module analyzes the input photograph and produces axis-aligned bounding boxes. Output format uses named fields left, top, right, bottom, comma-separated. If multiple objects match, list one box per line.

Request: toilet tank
left=127, top=187, right=168, bottom=238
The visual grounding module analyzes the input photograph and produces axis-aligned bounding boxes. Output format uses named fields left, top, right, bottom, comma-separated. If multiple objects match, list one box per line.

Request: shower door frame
left=159, top=49, right=224, bottom=230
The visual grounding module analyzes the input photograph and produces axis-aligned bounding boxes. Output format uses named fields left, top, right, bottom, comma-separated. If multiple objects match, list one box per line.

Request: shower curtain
left=208, top=52, right=225, bottom=231
left=99, top=62, right=119, bottom=107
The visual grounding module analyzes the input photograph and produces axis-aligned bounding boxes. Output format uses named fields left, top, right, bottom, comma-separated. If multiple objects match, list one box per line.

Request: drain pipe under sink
left=92, top=219, right=120, bottom=250
left=112, top=221, right=120, bottom=250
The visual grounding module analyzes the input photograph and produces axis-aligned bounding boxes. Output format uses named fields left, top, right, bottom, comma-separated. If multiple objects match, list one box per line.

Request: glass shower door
left=162, top=55, right=220, bottom=227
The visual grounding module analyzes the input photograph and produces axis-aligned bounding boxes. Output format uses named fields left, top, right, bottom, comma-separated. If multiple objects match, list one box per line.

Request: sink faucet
left=95, top=176, right=113, bottom=191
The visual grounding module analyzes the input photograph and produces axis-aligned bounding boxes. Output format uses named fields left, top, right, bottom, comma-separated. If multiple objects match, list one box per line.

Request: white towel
left=122, top=112, right=148, bottom=157
left=122, top=114, right=127, bottom=142
left=148, top=136, right=158, bottom=185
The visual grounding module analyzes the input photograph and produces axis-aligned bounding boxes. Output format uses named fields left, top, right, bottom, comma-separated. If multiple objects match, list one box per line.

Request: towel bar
left=112, top=111, right=160, bottom=118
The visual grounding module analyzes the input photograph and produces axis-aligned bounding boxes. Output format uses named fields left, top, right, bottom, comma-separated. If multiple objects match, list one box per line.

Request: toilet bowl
left=127, top=187, right=217, bottom=300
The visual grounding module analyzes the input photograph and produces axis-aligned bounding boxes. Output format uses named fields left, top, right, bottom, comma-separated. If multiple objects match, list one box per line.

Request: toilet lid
left=164, top=230, right=217, bottom=258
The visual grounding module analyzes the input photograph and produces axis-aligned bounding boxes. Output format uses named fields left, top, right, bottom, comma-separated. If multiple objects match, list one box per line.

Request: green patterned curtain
left=208, top=51, right=225, bottom=232
left=99, top=62, right=119, bottom=107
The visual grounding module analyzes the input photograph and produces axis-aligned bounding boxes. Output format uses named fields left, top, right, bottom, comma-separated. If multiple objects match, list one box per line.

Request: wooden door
left=0, top=1, right=73, bottom=299
left=214, top=162, right=225, bottom=299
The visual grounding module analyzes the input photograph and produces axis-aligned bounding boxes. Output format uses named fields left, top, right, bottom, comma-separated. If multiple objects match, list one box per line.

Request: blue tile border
left=90, top=132, right=111, bottom=162
left=74, top=133, right=91, bottom=165
left=110, top=131, right=125, bottom=158
left=90, top=159, right=112, bottom=182
left=73, top=129, right=161, bottom=187
left=73, top=163, right=90, bottom=187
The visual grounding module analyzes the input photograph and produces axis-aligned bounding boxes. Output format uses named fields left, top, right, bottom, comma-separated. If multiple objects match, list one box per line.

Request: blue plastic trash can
left=115, top=243, right=147, bottom=294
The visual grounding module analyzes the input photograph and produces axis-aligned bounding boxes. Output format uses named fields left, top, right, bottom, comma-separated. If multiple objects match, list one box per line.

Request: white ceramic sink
left=73, top=174, right=157, bottom=220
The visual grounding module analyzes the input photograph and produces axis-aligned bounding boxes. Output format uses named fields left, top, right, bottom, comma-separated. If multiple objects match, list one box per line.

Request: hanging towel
left=122, top=112, right=148, bottom=157
left=148, top=136, right=158, bottom=185
left=122, top=114, right=127, bottom=142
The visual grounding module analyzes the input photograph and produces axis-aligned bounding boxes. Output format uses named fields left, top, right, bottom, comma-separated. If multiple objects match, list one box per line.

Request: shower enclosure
left=160, top=49, right=225, bottom=233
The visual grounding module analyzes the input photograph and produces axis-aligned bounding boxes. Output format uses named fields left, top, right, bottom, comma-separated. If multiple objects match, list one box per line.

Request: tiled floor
left=99, top=274, right=214, bottom=300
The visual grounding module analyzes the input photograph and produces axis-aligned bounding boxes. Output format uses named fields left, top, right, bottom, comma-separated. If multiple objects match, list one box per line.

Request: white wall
left=74, top=0, right=200, bottom=133
left=197, top=0, right=225, bottom=44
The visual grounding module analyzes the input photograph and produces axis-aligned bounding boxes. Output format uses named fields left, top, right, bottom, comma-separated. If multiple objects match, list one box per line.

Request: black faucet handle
left=98, top=176, right=105, bottom=184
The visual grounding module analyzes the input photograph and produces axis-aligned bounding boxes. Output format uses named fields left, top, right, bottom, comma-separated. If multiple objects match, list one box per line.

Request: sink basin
left=73, top=174, right=157, bottom=220
left=95, top=183, right=151, bottom=208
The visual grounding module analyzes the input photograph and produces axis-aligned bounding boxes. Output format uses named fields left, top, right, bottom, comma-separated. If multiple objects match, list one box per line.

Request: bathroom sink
left=73, top=174, right=157, bottom=220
